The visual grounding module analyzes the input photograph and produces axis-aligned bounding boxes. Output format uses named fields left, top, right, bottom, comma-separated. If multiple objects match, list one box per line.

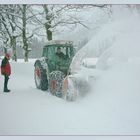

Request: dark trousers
left=4, top=75, right=9, bottom=91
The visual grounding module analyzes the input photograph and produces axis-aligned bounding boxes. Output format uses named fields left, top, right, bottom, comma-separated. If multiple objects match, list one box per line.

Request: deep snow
left=1, top=6, right=140, bottom=135
left=1, top=59, right=140, bottom=135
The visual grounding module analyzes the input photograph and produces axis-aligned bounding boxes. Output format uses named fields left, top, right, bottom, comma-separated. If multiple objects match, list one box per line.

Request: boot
left=4, top=89, right=10, bottom=92
left=4, top=75, right=10, bottom=93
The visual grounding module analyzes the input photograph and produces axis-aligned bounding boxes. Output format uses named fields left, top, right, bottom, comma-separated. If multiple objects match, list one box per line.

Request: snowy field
left=0, top=58, right=140, bottom=135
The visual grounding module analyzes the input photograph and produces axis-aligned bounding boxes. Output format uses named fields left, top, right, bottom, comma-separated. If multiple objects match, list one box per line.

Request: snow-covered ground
left=0, top=58, right=139, bottom=135
left=1, top=58, right=140, bottom=135
left=0, top=61, right=140, bottom=135
left=0, top=59, right=107, bottom=135
left=1, top=6, right=140, bottom=135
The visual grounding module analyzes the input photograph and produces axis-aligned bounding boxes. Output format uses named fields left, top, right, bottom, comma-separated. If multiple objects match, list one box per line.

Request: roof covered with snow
left=45, top=40, right=73, bottom=47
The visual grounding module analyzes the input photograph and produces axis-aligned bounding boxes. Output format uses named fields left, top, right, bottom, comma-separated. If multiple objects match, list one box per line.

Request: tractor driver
left=55, top=47, right=65, bottom=59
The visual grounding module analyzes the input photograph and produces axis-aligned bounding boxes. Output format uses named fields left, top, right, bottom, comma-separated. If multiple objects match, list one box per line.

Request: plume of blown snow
left=70, top=6, right=140, bottom=72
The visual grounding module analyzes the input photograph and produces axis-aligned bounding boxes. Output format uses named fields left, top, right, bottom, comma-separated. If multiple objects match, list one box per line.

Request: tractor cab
left=42, top=41, right=74, bottom=75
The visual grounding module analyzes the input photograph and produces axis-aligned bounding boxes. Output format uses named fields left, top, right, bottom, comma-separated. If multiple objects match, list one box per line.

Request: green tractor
left=34, top=40, right=75, bottom=99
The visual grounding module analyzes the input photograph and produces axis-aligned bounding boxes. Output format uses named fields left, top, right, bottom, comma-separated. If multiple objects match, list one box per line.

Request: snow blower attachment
left=34, top=40, right=77, bottom=101
left=62, top=75, right=78, bottom=101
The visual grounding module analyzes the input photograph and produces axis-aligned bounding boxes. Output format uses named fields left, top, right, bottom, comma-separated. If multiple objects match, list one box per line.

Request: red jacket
left=1, top=58, right=11, bottom=76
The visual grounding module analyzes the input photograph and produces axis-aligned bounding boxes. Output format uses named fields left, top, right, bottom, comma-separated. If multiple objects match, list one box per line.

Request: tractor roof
left=45, top=40, right=73, bottom=47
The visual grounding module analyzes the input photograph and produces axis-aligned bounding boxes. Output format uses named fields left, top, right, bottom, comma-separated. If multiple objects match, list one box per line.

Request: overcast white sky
left=0, top=0, right=140, bottom=4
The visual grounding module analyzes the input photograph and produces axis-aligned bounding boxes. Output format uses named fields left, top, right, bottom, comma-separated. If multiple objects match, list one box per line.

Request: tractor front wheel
left=49, top=71, right=64, bottom=98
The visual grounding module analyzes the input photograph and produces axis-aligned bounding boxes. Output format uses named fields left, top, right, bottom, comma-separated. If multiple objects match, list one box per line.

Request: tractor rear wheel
left=34, top=61, right=48, bottom=90
left=49, top=71, right=65, bottom=98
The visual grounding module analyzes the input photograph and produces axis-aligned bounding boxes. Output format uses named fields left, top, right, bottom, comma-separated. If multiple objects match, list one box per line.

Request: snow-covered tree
left=17, top=4, right=35, bottom=62
left=0, top=5, right=19, bottom=59
left=0, top=4, right=109, bottom=60
left=30, top=4, right=106, bottom=42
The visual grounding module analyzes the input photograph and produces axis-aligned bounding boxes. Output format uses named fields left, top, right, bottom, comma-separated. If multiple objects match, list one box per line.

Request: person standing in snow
left=1, top=53, right=11, bottom=92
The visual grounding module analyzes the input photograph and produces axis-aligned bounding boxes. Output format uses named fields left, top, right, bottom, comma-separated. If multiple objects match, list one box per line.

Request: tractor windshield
left=42, top=45, right=74, bottom=74
left=42, top=45, right=73, bottom=59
